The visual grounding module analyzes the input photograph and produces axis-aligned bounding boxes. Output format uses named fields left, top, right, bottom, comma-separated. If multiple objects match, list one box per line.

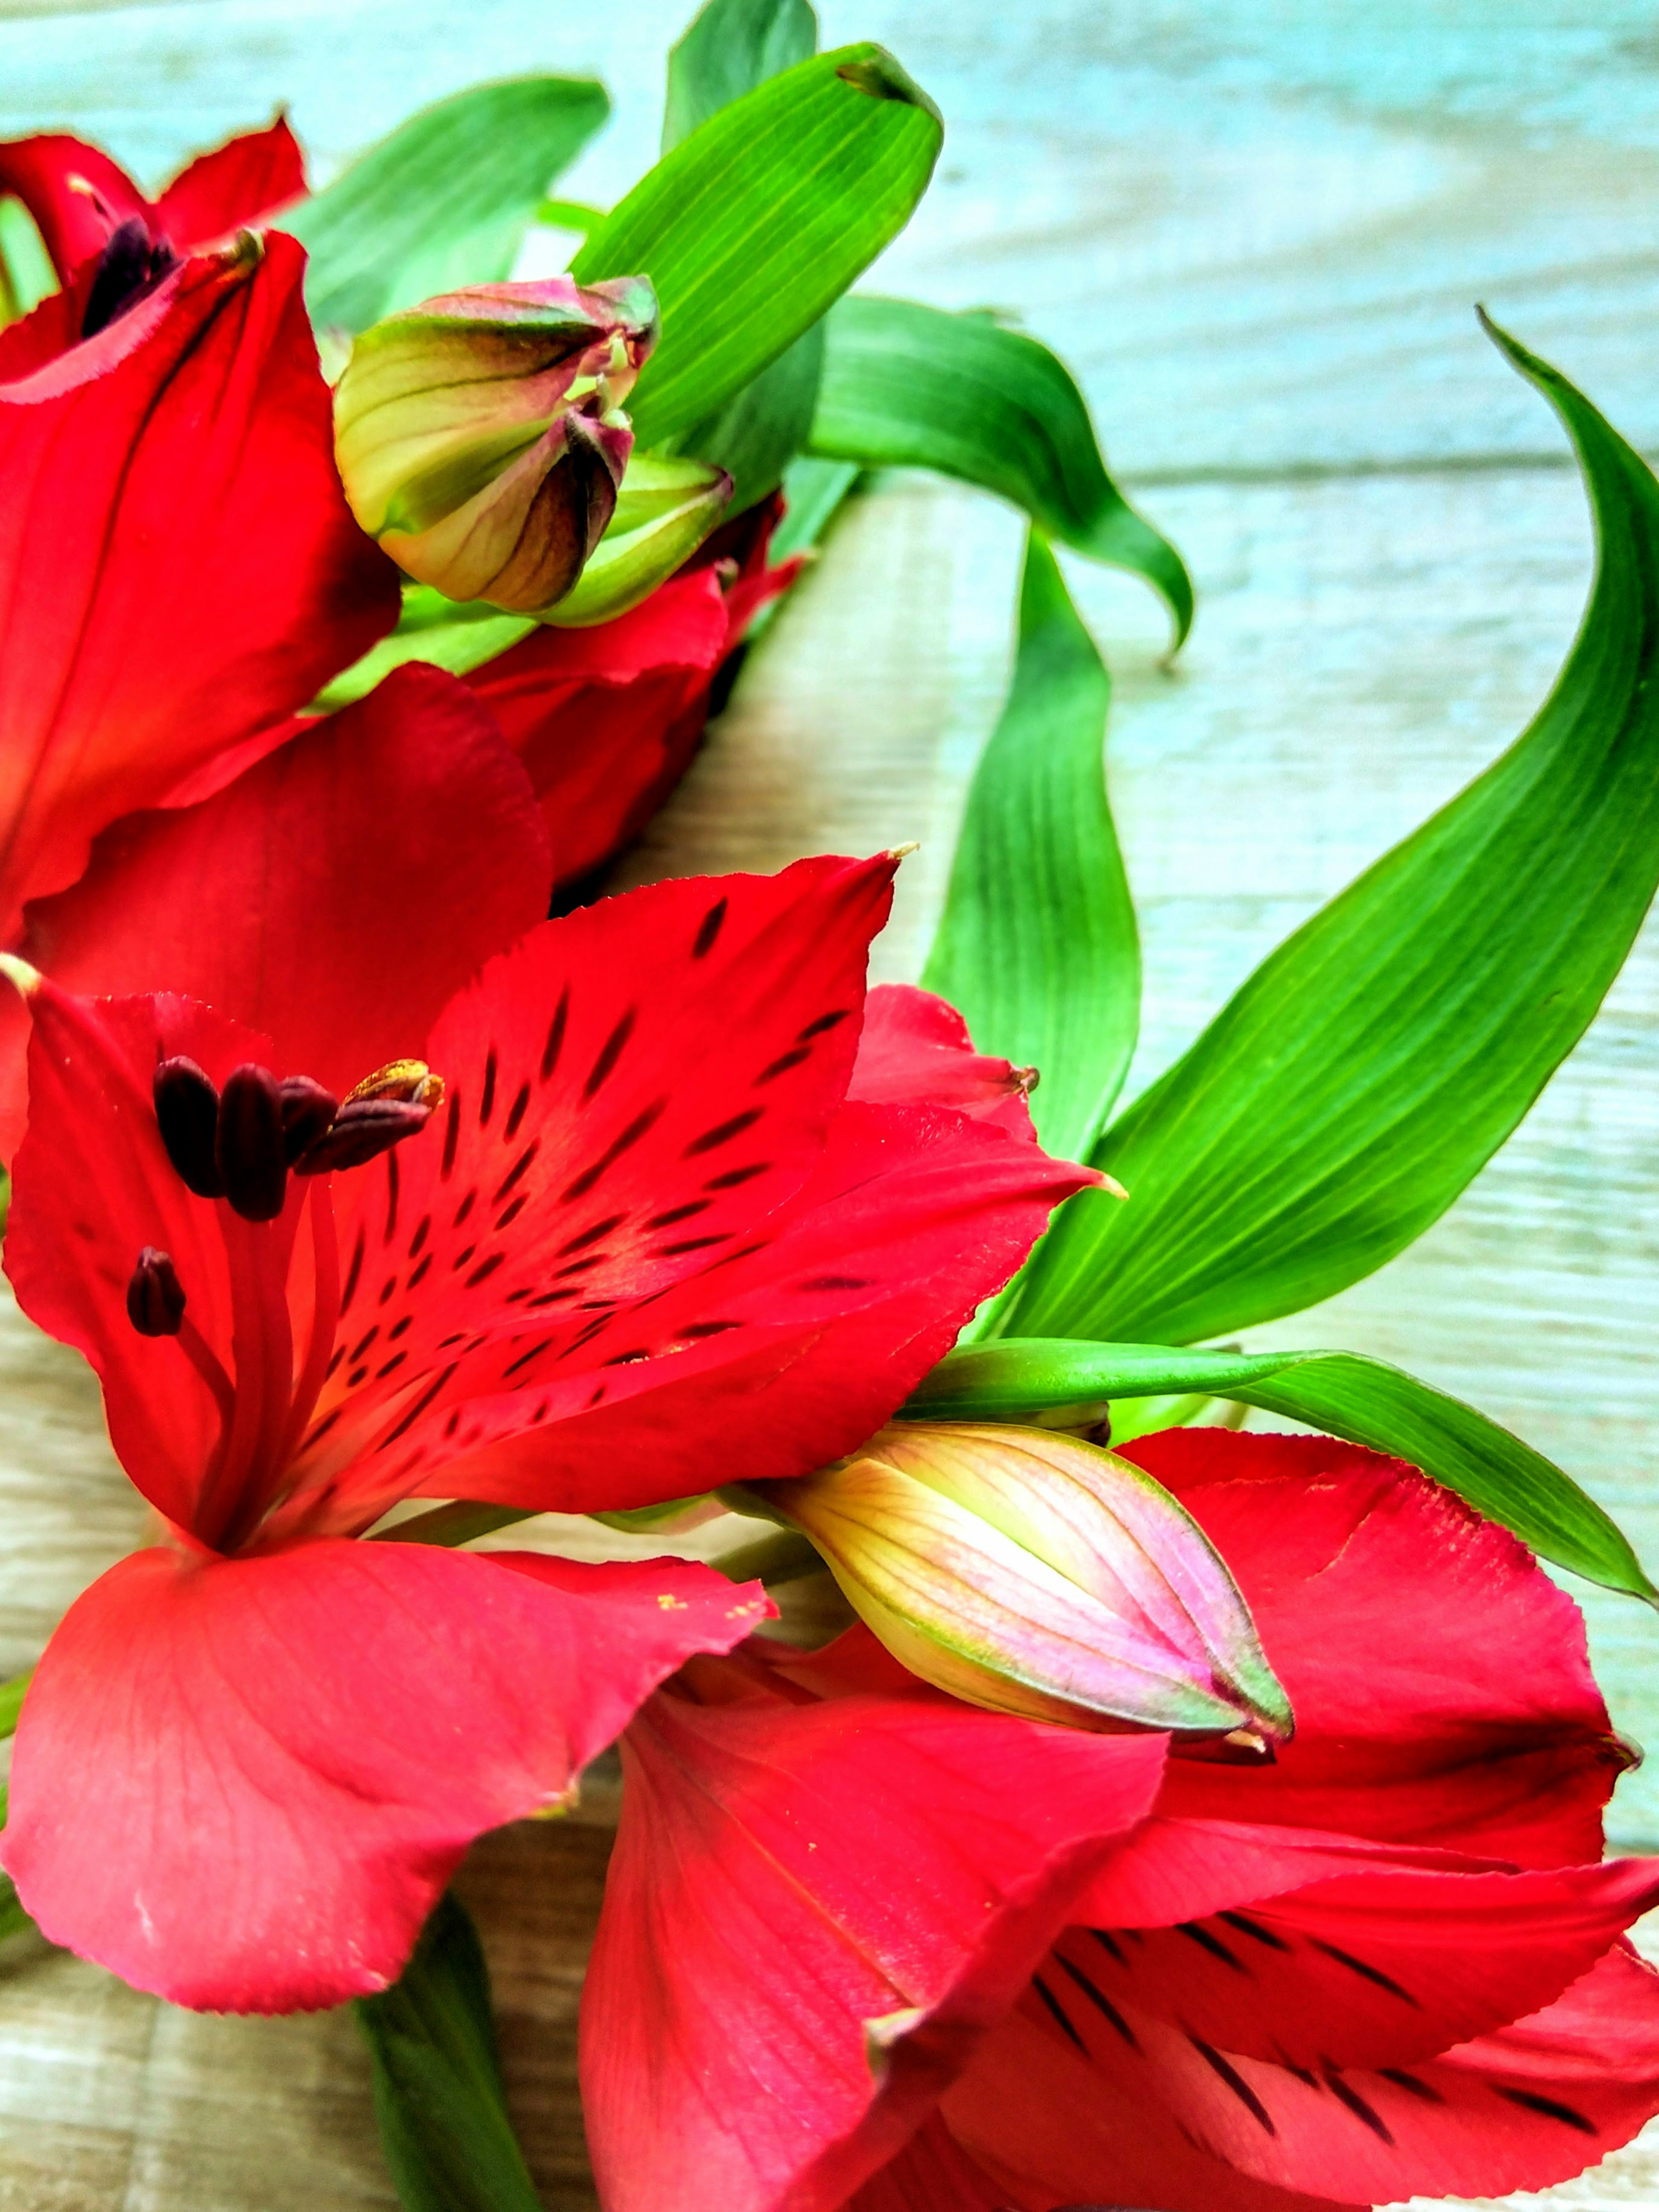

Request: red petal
left=2, top=1541, right=765, bottom=2010
left=0, top=233, right=398, bottom=938
left=0, top=133, right=148, bottom=276
left=1053, top=1855, right=1659, bottom=2071
left=0, top=664, right=552, bottom=1151
left=385, top=1093, right=1095, bottom=1515
left=313, top=857, right=895, bottom=1435
left=842, top=2117, right=1011, bottom=2212
left=951, top=1943, right=1659, bottom=2208
left=1124, top=1429, right=1623, bottom=1866
left=580, top=1654, right=1167, bottom=2212
left=464, top=571, right=729, bottom=891
left=152, top=118, right=307, bottom=251
left=852, top=982, right=1040, bottom=1136
left=4, top=979, right=278, bottom=1529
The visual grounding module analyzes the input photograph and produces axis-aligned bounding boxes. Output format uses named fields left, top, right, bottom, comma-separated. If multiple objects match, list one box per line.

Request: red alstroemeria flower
left=0, top=117, right=304, bottom=289
left=465, top=492, right=803, bottom=896
left=0, top=817, right=1094, bottom=2012
left=0, top=222, right=394, bottom=947
left=0, top=223, right=400, bottom=1150
left=579, top=1429, right=1659, bottom=2212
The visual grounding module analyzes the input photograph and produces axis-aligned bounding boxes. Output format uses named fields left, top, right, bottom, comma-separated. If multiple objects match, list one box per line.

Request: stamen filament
left=175, top=1317, right=236, bottom=1431
left=279, top=1177, right=342, bottom=1467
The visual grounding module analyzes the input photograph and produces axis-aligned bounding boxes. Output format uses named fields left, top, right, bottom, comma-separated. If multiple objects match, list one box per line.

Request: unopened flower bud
left=539, top=450, right=734, bottom=627
left=756, top=1423, right=1292, bottom=1741
left=334, top=274, right=659, bottom=614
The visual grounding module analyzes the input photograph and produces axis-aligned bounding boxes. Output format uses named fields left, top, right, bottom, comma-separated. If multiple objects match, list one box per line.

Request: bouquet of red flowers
left=0, top=3, right=1654, bottom=2207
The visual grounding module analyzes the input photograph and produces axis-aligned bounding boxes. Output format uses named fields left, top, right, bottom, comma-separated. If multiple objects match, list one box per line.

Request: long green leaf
left=1001, top=320, right=1659, bottom=1348
left=292, top=78, right=610, bottom=334
left=905, top=1338, right=1653, bottom=1598
left=662, top=0, right=817, bottom=151
left=809, top=296, right=1192, bottom=645
left=356, top=1891, right=542, bottom=2212
left=660, top=0, right=826, bottom=511
left=923, top=531, right=1138, bottom=1157
left=573, top=45, right=941, bottom=451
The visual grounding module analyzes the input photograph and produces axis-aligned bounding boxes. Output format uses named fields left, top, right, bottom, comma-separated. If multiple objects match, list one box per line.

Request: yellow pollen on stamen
left=344, top=1058, right=445, bottom=1109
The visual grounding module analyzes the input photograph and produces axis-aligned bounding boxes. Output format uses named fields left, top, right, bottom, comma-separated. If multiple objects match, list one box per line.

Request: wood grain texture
left=0, top=0, right=1656, bottom=2205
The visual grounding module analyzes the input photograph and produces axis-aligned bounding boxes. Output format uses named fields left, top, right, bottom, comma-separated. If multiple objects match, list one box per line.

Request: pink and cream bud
left=333, top=273, right=659, bottom=614
left=759, top=1422, right=1293, bottom=1741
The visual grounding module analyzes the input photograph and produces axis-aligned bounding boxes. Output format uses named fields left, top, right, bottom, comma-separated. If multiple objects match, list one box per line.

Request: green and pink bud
left=756, top=1422, right=1292, bottom=1742
left=333, top=273, right=659, bottom=614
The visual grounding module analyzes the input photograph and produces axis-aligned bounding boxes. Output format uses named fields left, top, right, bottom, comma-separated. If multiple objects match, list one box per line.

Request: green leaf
left=356, top=1891, right=542, bottom=2212
left=573, top=45, right=942, bottom=451
left=904, top=1338, right=1654, bottom=1599
left=808, top=296, right=1192, bottom=646
left=0, top=1670, right=30, bottom=1739
left=658, top=0, right=826, bottom=512
left=662, top=0, right=818, bottom=152
left=770, top=455, right=861, bottom=562
left=923, top=532, right=1138, bottom=1158
left=292, top=78, right=611, bottom=334
left=311, top=591, right=534, bottom=711
left=680, top=323, right=826, bottom=514
left=0, top=1780, right=34, bottom=1943
left=1001, top=321, right=1659, bottom=1348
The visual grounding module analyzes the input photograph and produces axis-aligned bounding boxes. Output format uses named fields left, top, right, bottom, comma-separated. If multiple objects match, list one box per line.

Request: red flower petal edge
left=2, top=1545, right=766, bottom=2010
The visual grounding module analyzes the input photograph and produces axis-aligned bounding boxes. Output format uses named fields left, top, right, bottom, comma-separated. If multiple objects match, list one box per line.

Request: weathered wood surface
left=0, top=1, right=1657, bottom=2205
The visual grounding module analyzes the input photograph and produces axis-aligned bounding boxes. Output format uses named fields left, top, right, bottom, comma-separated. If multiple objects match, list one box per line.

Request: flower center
left=152, top=1052, right=445, bottom=1221
left=125, top=1053, right=446, bottom=1553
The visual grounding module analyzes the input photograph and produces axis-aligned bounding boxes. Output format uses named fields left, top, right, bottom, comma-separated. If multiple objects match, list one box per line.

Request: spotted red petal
left=944, top=1941, right=1659, bottom=2209
left=0, top=664, right=552, bottom=1154
left=374, top=1093, right=1096, bottom=1516
left=1125, top=1430, right=1625, bottom=1867
left=1, top=1542, right=765, bottom=2010
left=580, top=1648, right=1167, bottom=2212
left=0, top=232, right=397, bottom=941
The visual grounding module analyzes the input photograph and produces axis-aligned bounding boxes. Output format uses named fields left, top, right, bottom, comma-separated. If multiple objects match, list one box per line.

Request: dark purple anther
left=81, top=216, right=179, bottom=340
left=278, top=1075, right=339, bottom=1164
left=154, top=1056, right=225, bottom=1199
left=216, top=1064, right=289, bottom=1221
left=126, top=1247, right=185, bottom=1338
left=294, top=1096, right=432, bottom=1176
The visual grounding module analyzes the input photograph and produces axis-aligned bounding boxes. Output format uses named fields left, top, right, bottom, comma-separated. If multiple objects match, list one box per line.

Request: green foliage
left=662, top=0, right=818, bottom=152
left=657, top=0, right=826, bottom=507
left=810, top=296, right=1192, bottom=644
left=924, top=533, right=1139, bottom=1157
left=292, top=78, right=610, bottom=334
left=574, top=45, right=941, bottom=451
left=356, top=1892, right=542, bottom=2212
left=999, top=321, right=1659, bottom=1351
left=906, top=1339, right=1654, bottom=1598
